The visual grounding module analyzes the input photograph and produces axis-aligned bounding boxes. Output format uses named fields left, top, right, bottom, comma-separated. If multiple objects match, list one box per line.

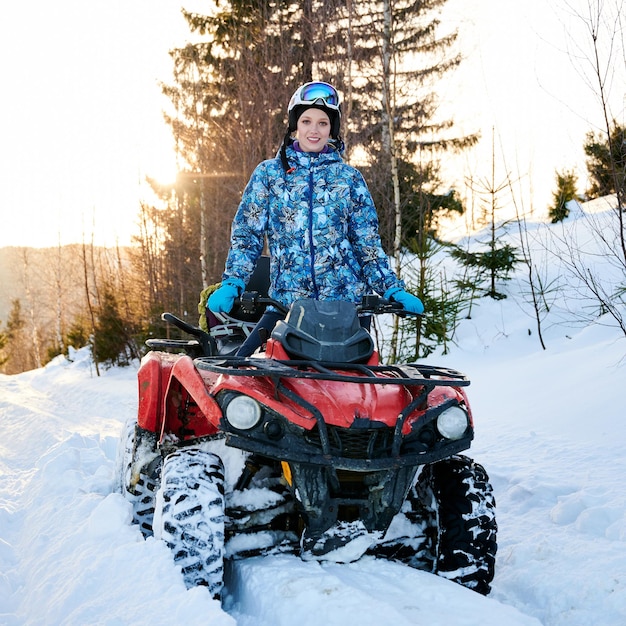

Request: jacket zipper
left=307, top=168, right=319, bottom=298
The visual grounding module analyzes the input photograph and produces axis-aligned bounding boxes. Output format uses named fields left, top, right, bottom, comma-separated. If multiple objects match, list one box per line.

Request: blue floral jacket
left=223, top=144, right=404, bottom=308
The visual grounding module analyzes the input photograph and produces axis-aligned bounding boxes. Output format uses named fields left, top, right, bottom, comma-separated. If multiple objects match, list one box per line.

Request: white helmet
left=287, top=81, right=341, bottom=138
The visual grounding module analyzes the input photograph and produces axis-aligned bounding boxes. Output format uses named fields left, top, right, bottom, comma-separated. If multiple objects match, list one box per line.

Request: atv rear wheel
left=153, top=448, right=226, bottom=598
left=418, top=455, right=497, bottom=595
left=115, top=416, right=159, bottom=537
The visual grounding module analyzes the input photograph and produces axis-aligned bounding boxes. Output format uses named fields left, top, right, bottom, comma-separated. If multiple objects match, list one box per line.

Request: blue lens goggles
left=291, top=82, right=340, bottom=110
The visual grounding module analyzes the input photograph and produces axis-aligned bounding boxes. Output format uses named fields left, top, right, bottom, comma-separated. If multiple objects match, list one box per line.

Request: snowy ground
left=1, top=205, right=625, bottom=625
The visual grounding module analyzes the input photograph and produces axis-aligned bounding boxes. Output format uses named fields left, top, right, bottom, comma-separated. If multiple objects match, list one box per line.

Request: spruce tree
left=549, top=169, right=578, bottom=223
left=2, top=299, right=38, bottom=374
left=453, top=146, right=519, bottom=301
left=93, top=288, right=137, bottom=367
left=584, top=122, right=626, bottom=202
left=0, top=322, right=8, bottom=368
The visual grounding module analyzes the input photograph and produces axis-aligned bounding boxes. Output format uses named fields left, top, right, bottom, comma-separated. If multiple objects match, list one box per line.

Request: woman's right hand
left=208, top=279, right=244, bottom=313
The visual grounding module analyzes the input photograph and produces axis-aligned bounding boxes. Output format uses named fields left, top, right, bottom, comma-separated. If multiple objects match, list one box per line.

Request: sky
left=1, top=199, right=625, bottom=624
left=0, top=0, right=624, bottom=248
left=442, top=0, right=624, bottom=220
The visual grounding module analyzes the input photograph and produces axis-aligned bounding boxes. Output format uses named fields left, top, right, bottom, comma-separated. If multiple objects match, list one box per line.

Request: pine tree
left=385, top=238, right=472, bottom=360
left=453, top=139, right=519, bottom=301
left=584, top=122, right=626, bottom=202
left=2, top=299, right=39, bottom=374
left=0, top=322, right=8, bottom=368
left=93, top=288, right=137, bottom=367
left=549, top=169, right=578, bottom=223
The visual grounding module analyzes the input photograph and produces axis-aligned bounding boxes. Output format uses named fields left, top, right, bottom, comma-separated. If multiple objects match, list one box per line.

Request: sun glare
left=145, top=148, right=180, bottom=189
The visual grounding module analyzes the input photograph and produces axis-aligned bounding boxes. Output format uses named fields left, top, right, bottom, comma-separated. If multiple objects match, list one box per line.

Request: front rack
left=194, top=356, right=469, bottom=387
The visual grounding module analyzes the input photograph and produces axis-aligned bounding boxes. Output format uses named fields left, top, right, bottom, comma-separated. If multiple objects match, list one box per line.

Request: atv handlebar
left=235, top=292, right=421, bottom=318
left=161, top=312, right=206, bottom=337
left=159, top=295, right=419, bottom=339
left=357, top=294, right=420, bottom=317
left=156, top=312, right=217, bottom=356
left=153, top=294, right=420, bottom=358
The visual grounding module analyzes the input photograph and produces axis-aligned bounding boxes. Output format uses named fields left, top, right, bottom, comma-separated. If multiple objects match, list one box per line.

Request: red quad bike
left=116, top=290, right=497, bottom=601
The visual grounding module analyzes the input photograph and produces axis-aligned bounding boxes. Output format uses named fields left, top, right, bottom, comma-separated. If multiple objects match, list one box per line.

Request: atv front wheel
left=418, top=455, right=497, bottom=595
left=153, top=448, right=226, bottom=598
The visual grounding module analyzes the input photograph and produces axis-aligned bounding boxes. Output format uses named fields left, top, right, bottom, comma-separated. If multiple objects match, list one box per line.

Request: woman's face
left=295, top=108, right=331, bottom=153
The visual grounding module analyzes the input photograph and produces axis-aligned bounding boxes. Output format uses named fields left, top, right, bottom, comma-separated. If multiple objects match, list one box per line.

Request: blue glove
left=384, top=286, right=424, bottom=314
left=208, top=278, right=245, bottom=314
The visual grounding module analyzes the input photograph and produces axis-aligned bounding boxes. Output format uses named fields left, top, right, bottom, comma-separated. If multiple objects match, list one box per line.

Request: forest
left=1, top=0, right=625, bottom=374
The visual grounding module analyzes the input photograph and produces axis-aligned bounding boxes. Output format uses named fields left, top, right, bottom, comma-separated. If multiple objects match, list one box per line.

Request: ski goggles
left=288, top=82, right=340, bottom=112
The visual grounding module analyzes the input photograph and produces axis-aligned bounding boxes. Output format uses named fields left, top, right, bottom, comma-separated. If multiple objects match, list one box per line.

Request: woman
left=209, top=81, right=423, bottom=356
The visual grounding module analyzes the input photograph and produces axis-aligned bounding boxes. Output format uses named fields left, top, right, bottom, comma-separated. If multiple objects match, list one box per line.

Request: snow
left=2, top=206, right=626, bottom=625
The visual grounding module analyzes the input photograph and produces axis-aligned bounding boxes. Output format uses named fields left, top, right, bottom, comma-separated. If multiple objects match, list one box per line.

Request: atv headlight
left=225, top=395, right=262, bottom=430
left=436, top=406, right=469, bottom=440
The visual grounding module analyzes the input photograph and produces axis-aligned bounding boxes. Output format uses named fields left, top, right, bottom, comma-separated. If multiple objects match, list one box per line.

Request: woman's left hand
left=385, top=288, right=424, bottom=314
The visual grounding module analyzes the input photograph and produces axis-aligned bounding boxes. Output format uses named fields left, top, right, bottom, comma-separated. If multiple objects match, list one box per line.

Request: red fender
left=137, top=351, right=174, bottom=432
left=160, top=355, right=222, bottom=441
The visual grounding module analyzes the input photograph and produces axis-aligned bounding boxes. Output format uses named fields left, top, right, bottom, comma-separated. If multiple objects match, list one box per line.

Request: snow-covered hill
left=1, top=204, right=625, bottom=625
